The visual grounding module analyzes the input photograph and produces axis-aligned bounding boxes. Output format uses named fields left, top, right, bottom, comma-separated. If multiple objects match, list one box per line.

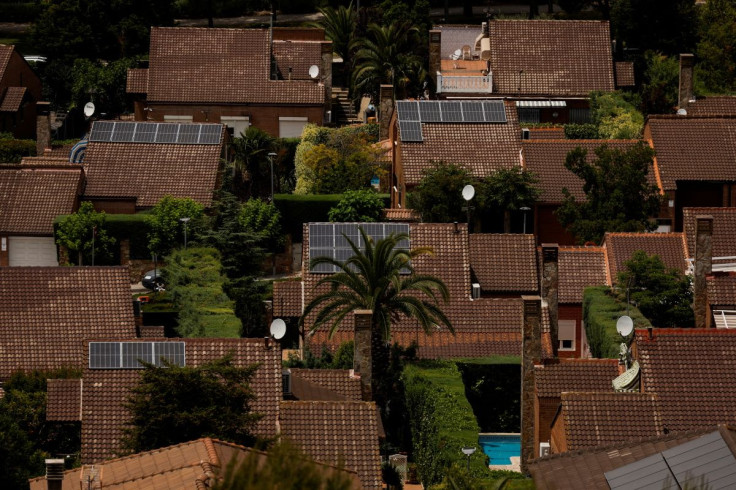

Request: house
left=685, top=96, right=736, bottom=116
left=0, top=44, right=42, bottom=139
left=706, top=273, right=736, bottom=328
left=429, top=21, right=626, bottom=124
left=389, top=99, right=521, bottom=208
left=602, top=232, right=689, bottom=283
left=469, top=234, right=538, bottom=297
left=0, top=164, right=83, bottom=265
left=0, top=267, right=137, bottom=378
left=683, top=207, right=736, bottom=267
left=82, top=120, right=225, bottom=212
left=529, top=425, right=736, bottom=489
left=127, top=27, right=331, bottom=138
left=29, top=437, right=361, bottom=489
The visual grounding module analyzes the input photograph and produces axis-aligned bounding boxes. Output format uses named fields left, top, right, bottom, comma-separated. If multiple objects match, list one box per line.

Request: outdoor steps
left=332, top=88, right=361, bottom=125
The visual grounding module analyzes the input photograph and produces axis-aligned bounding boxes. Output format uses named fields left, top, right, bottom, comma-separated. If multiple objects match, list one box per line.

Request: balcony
left=436, top=72, right=493, bottom=94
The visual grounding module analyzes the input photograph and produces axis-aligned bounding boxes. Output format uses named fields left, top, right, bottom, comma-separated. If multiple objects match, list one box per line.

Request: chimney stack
left=678, top=54, right=695, bottom=110
left=694, top=215, right=713, bottom=328
left=353, top=309, right=374, bottom=401
left=379, top=84, right=394, bottom=141
left=45, top=459, right=65, bottom=490
left=36, top=101, right=51, bottom=156
left=541, top=244, right=559, bottom=357
left=429, top=30, right=441, bottom=89
left=521, top=296, right=542, bottom=474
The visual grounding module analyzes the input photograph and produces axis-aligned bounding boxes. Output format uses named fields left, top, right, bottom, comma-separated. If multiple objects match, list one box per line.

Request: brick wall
left=550, top=412, right=568, bottom=454
left=535, top=396, right=560, bottom=455
left=558, top=304, right=583, bottom=358
left=535, top=204, right=576, bottom=246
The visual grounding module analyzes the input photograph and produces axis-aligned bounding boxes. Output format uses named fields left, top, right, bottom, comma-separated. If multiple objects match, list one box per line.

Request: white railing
left=686, top=256, right=736, bottom=275
left=436, top=72, right=492, bottom=94
left=713, top=310, right=736, bottom=329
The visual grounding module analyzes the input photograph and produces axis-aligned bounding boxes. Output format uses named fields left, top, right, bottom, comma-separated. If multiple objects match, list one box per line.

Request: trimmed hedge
left=274, top=193, right=390, bottom=241
left=0, top=139, right=36, bottom=163
left=55, top=212, right=152, bottom=260
left=583, top=286, right=651, bottom=358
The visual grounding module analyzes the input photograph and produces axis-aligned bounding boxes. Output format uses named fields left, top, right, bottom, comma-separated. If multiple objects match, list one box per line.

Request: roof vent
left=522, top=128, right=530, bottom=140
left=472, top=283, right=481, bottom=299
left=45, top=459, right=65, bottom=481
left=539, top=442, right=550, bottom=458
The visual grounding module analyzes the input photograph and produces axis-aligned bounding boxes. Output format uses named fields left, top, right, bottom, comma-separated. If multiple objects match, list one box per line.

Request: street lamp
left=180, top=217, right=190, bottom=249
left=268, top=152, right=278, bottom=202
left=520, top=206, right=531, bottom=234
left=462, top=185, right=475, bottom=233
left=461, top=446, right=476, bottom=472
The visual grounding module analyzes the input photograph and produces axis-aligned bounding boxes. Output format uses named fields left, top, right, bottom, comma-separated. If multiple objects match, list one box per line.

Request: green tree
left=300, top=227, right=452, bottom=401
left=590, top=91, right=645, bottom=139
left=328, top=189, right=385, bottom=222
left=611, top=0, right=696, bottom=55
left=122, top=355, right=262, bottom=453
left=640, top=51, right=680, bottom=115
left=56, top=202, right=116, bottom=265
left=311, top=3, right=356, bottom=85
left=231, top=127, right=277, bottom=200
left=477, top=167, right=541, bottom=233
left=697, top=0, right=736, bottom=94
left=70, top=58, right=138, bottom=115
left=407, top=161, right=472, bottom=223
left=556, top=143, right=662, bottom=244
left=617, top=251, right=694, bottom=327
left=145, top=196, right=205, bottom=257
left=239, top=198, right=284, bottom=252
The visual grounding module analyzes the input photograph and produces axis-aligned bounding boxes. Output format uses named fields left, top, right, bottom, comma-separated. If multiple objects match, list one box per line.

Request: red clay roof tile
left=289, top=369, right=362, bottom=401
left=470, top=234, right=538, bottom=293
left=0, top=86, right=26, bottom=112
left=614, top=62, right=635, bottom=87
left=273, top=280, right=303, bottom=317
left=46, top=378, right=81, bottom=421
left=125, top=68, right=148, bottom=94
left=535, top=358, right=619, bottom=398
left=558, top=247, right=609, bottom=303
left=683, top=207, right=736, bottom=258
left=603, top=232, right=688, bottom=283
left=686, top=96, right=736, bottom=116
left=707, top=274, right=736, bottom=306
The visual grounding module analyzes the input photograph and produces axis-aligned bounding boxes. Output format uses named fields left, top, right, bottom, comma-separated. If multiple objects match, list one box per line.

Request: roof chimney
left=379, top=84, right=394, bottom=141
left=521, top=295, right=542, bottom=474
left=541, top=244, right=559, bottom=357
left=678, top=54, right=695, bottom=110
left=45, top=459, right=64, bottom=490
left=353, top=309, right=374, bottom=401
left=694, top=215, right=713, bottom=328
left=429, top=30, right=441, bottom=88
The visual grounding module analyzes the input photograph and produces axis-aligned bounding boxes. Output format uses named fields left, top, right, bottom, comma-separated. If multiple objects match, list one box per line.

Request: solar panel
left=122, top=341, right=153, bottom=368
left=152, top=342, right=186, bottom=367
left=89, top=122, right=222, bottom=145
left=483, top=100, right=507, bottom=123
left=89, top=121, right=115, bottom=142
left=89, top=342, right=185, bottom=369
left=134, top=123, right=157, bottom=143
left=111, top=122, right=135, bottom=142
left=396, top=101, right=420, bottom=121
left=89, top=342, right=121, bottom=369
left=440, top=101, right=463, bottom=122
left=398, top=120, right=423, bottom=142
left=156, top=123, right=179, bottom=143
left=177, top=124, right=201, bottom=144
left=418, top=101, right=442, bottom=122
left=199, top=124, right=222, bottom=144
left=462, top=101, right=485, bottom=122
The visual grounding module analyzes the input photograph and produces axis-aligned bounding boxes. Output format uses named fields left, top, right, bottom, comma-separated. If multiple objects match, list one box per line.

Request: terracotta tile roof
left=137, top=325, right=165, bottom=338
left=32, top=438, right=360, bottom=490
left=47, top=143, right=76, bottom=159
left=280, top=400, right=382, bottom=489
left=0, top=267, right=136, bottom=380
left=683, top=207, right=736, bottom=258
left=647, top=116, right=736, bottom=190
left=636, top=328, right=736, bottom=433
left=20, top=156, right=77, bottom=167
left=383, top=208, right=420, bottom=221
left=535, top=358, right=619, bottom=398
left=558, top=247, right=609, bottom=303
left=81, top=338, right=282, bottom=463
left=558, top=392, right=663, bottom=451
left=145, top=27, right=324, bottom=105
left=273, top=280, right=303, bottom=317
left=46, top=379, right=81, bottom=421
left=614, top=61, right=635, bottom=87
left=0, top=167, right=82, bottom=234
left=125, top=68, right=148, bottom=94
left=522, top=140, right=643, bottom=203
left=470, top=233, right=538, bottom=293
left=399, top=101, right=521, bottom=186
left=437, top=25, right=482, bottom=59
left=488, top=20, right=615, bottom=97
left=707, top=273, right=736, bottom=306
left=83, top=124, right=224, bottom=208
left=686, top=96, right=736, bottom=116
left=0, top=45, right=12, bottom=75
left=527, top=127, right=565, bottom=139
left=273, top=40, right=324, bottom=80
left=530, top=426, right=734, bottom=490
left=603, top=232, right=688, bottom=283
left=291, top=376, right=350, bottom=401
left=289, top=369, right=362, bottom=401
left=0, top=86, right=26, bottom=112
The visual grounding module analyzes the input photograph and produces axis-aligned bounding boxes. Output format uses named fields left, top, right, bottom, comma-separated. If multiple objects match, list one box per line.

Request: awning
left=515, top=100, right=567, bottom=108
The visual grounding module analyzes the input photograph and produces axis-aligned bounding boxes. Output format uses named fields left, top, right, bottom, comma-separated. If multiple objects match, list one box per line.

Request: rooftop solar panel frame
left=398, top=120, right=423, bottom=142
left=396, top=101, right=420, bottom=121
left=88, top=122, right=222, bottom=145
left=440, top=101, right=463, bottom=122
left=89, top=342, right=186, bottom=369
left=482, top=100, right=507, bottom=123
left=418, top=101, right=442, bottom=122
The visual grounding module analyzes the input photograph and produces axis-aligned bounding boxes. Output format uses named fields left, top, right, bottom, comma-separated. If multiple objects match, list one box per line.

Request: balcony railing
left=436, top=72, right=492, bottom=94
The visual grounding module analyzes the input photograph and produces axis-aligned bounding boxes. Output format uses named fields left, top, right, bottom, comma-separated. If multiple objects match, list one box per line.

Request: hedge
left=54, top=212, right=152, bottom=260
left=0, top=2, right=42, bottom=22
left=583, top=286, right=651, bottom=358
left=0, top=138, right=36, bottom=163
left=274, top=193, right=390, bottom=241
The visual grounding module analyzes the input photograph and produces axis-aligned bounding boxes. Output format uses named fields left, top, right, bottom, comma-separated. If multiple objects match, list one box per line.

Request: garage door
left=8, top=237, right=58, bottom=266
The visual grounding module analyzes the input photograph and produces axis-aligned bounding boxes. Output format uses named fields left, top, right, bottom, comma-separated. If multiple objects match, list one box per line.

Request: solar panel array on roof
left=309, top=223, right=410, bottom=273
left=89, top=342, right=186, bottom=369
left=395, top=100, right=507, bottom=142
left=89, top=122, right=222, bottom=145
left=398, top=121, right=423, bottom=142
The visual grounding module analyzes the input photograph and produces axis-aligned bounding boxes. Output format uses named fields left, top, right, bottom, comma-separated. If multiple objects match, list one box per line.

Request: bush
left=0, top=139, right=36, bottom=164
left=564, top=123, right=599, bottom=139
left=328, top=189, right=385, bottom=222
left=590, top=91, right=644, bottom=139
left=583, top=286, right=651, bottom=358
left=145, top=196, right=205, bottom=257
left=104, top=213, right=152, bottom=259
left=0, top=2, right=42, bottom=22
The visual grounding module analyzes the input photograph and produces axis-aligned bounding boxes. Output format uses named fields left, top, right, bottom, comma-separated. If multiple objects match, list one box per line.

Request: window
left=279, top=117, right=309, bottom=138
left=163, top=115, right=193, bottom=122
left=220, top=116, right=250, bottom=139
left=517, top=108, right=540, bottom=123
left=569, top=108, right=592, bottom=124
left=558, top=319, right=576, bottom=351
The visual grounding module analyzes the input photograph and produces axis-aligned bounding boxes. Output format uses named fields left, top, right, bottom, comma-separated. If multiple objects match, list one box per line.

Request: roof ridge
left=203, top=437, right=220, bottom=467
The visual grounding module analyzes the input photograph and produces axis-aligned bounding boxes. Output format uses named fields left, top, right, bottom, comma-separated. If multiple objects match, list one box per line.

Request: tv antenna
left=308, top=65, right=320, bottom=79
left=270, top=318, right=286, bottom=340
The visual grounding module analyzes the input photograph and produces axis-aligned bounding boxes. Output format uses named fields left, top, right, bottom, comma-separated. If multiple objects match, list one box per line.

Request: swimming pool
left=478, top=433, right=520, bottom=465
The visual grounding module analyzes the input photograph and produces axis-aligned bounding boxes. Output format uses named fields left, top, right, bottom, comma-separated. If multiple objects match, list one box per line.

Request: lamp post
left=462, top=184, right=475, bottom=233
left=268, top=152, right=278, bottom=202
left=461, top=446, right=476, bottom=472
left=520, top=206, right=531, bottom=234
left=180, top=217, right=190, bottom=249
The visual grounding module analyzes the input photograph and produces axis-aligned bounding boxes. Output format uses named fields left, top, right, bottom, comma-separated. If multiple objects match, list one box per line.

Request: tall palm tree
left=310, top=3, right=356, bottom=85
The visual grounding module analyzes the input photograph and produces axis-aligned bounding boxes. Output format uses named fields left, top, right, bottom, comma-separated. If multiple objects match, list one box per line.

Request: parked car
left=142, top=269, right=165, bottom=291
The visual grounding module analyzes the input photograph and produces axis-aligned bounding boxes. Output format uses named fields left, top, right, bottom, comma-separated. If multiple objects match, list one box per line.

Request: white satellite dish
left=616, top=315, right=634, bottom=337
left=676, top=108, right=687, bottom=116
left=270, top=318, right=286, bottom=340
left=462, top=184, right=475, bottom=201
left=308, top=65, right=320, bottom=79
left=83, top=101, right=96, bottom=118
left=452, top=49, right=462, bottom=60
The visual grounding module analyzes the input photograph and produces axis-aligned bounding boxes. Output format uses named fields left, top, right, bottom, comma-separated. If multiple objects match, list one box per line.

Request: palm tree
left=231, top=126, right=276, bottom=200
left=310, top=3, right=356, bottom=85
left=300, top=227, right=452, bottom=398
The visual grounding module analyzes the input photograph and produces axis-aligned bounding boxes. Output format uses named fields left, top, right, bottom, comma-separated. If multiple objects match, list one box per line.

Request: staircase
left=331, top=88, right=361, bottom=126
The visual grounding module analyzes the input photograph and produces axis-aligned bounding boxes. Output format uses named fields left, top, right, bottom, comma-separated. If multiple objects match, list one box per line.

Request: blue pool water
left=479, top=434, right=520, bottom=465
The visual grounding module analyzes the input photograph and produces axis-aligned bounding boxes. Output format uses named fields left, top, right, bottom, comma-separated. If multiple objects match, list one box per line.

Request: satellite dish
left=83, top=101, right=96, bottom=118
left=270, top=318, right=286, bottom=340
left=308, top=65, right=320, bottom=79
left=676, top=108, right=687, bottom=116
left=616, top=315, right=634, bottom=337
left=462, top=184, right=475, bottom=201
left=452, top=49, right=462, bottom=60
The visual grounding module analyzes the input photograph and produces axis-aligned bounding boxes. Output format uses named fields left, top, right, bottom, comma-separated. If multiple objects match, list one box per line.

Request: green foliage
left=231, top=126, right=277, bottom=200
left=102, top=213, right=152, bottom=259
left=312, top=3, right=356, bottom=67
left=583, top=286, right=651, bottom=358
left=697, top=0, right=736, bottom=94
left=611, top=0, right=696, bottom=55
left=641, top=51, right=680, bottom=115
left=432, top=463, right=532, bottom=490
left=555, top=142, right=662, bottom=244
left=212, top=440, right=355, bottom=490
left=328, top=189, right=385, bottom=222
left=55, top=202, right=116, bottom=265
left=458, top=363, right=520, bottom=433
left=164, top=247, right=242, bottom=337
left=0, top=138, right=35, bottom=163
left=590, top=91, right=644, bottom=139
left=239, top=198, right=284, bottom=251
left=122, top=355, right=262, bottom=453
left=70, top=57, right=137, bottom=114
left=477, top=167, right=541, bottom=233
left=331, top=340, right=355, bottom=369
left=145, top=195, right=205, bottom=257
left=564, top=123, right=600, bottom=139
left=617, top=251, right=695, bottom=327
left=407, top=161, right=472, bottom=223
left=0, top=2, right=43, bottom=22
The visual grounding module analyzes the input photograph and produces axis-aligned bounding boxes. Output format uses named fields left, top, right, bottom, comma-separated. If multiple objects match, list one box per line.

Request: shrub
left=145, top=196, right=205, bottom=257
left=0, top=139, right=36, bottom=163
left=583, top=286, right=651, bottom=358
left=564, top=123, right=599, bottom=139
left=590, top=91, right=645, bottom=139
left=328, top=189, right=385, bottom=222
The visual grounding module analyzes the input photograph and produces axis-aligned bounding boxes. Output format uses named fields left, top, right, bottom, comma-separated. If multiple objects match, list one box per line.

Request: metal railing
left=436, top=72, right=492, bottom=94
